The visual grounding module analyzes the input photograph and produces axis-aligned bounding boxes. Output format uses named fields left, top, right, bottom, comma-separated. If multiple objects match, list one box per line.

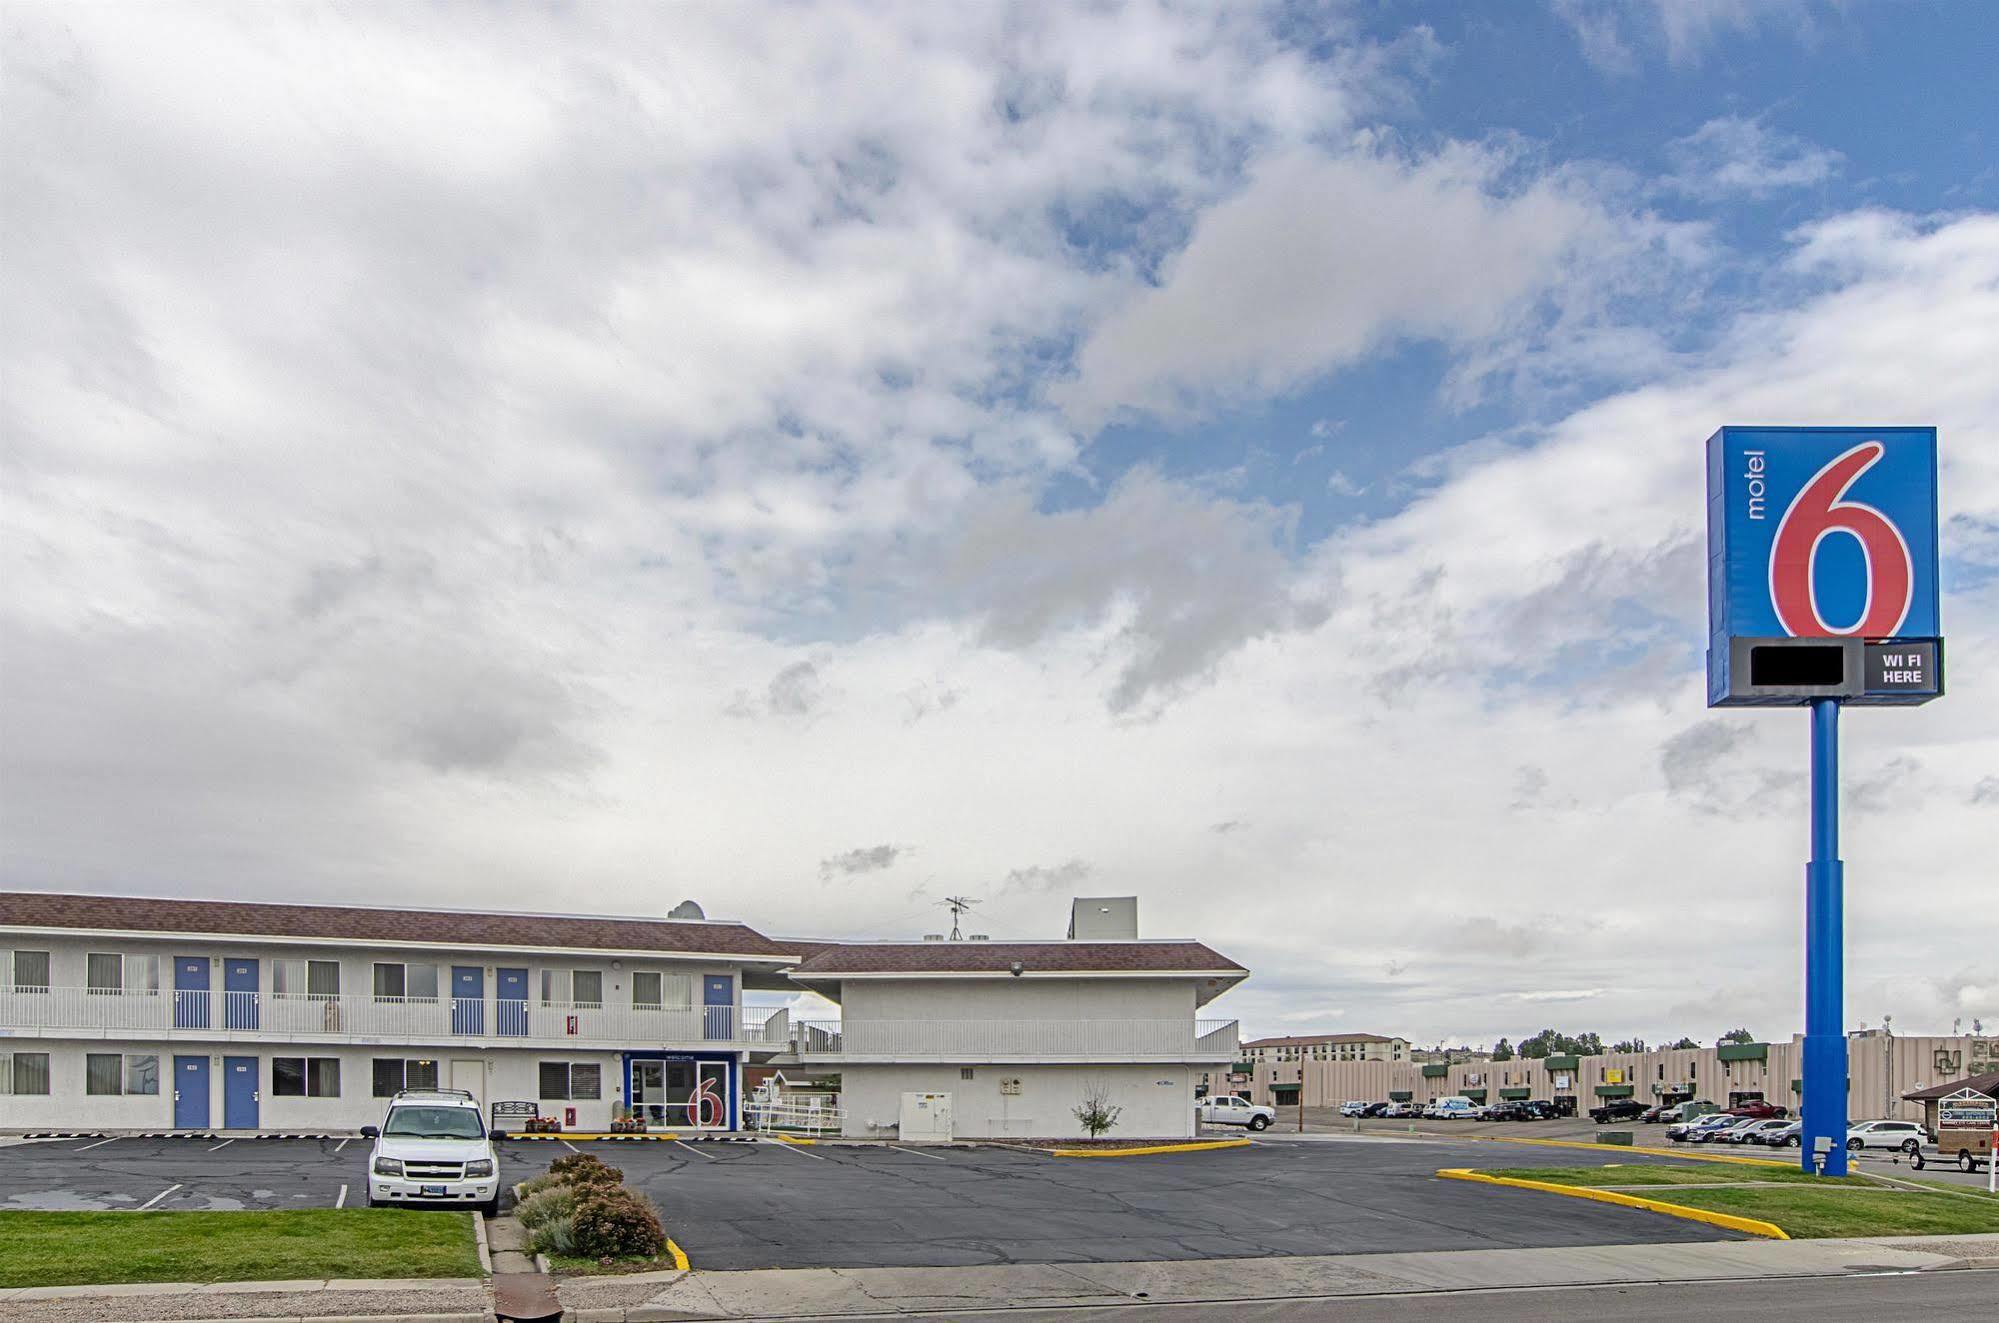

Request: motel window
left=8, top=950, right=51, bottom=993
left=86, top=1053, right=159, bottom=1096
left=372, top=1058, right=439, bottom=1096
left=274, top=1057, right=341, bottom=1098
left=2, top=1052, right=52, bottom=1096
left=275, top=959, right=341, bottom=1000
left=539, top=1061, right=602, bottom=1101
left=541, top=969, right=605, bottom=1008
left=372, top=963, right=439, bottom=1002
left=85, top=952, right=159, bottom=996
left=630, top=971, right=694, bottom=1011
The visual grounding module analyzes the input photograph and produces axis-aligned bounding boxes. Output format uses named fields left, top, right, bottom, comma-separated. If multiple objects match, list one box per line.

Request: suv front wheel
left=1248, top=1115, right=1270, bottom=1131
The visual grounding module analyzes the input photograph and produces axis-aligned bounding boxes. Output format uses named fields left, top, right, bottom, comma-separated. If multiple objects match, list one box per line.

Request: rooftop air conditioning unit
left=922, top=934, right=946, bottom=941
left=967, top=934, right=989, bottom=941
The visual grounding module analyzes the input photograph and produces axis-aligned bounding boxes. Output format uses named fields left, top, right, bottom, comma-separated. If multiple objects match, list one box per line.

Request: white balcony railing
left=794, top=1018, right=1239, bottom=1061
left=0, top=987, right=790, bottom=1049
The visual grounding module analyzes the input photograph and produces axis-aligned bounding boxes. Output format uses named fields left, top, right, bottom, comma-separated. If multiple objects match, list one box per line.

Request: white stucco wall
left=0, top=1040, right=714, bottom=1133
left=840, top=976, right=1193, bottom=1023
left=837, top=1062, right=1196, bottom=1140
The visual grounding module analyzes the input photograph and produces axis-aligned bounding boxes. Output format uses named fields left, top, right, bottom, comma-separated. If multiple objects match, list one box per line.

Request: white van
left=1426, top=1096, right=1481, bottom=1121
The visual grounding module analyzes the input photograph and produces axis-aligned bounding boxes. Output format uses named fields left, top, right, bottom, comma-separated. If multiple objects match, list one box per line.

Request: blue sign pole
left=1802, top=697, right=1848, bottom=1176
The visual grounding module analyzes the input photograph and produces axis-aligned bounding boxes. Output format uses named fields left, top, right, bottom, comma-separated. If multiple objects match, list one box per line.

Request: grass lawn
left=0, top=1209, right=482, bottom=1289
left=1481, top=1164, right=1999, bottom=1239
left=546, top=1251, right=679, bottom=1275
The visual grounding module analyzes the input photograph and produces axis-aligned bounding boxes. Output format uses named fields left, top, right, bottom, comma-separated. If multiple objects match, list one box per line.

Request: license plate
left=420, top=1184, right=446, bottom=1196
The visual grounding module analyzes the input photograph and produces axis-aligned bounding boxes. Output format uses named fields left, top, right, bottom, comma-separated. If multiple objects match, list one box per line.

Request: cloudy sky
left=4, top=1, right=1996, bottom=1048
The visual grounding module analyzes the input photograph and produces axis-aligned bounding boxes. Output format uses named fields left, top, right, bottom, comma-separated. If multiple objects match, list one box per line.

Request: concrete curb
left=0, top=1278, right=486, bottom=1302
left=1437, top=1167, right=1790, bottom=1239
left=471, top=1210, right=494, bottom=1276
left=666, top=1238, right=690, bottom=1272
left=1046, top=1139, right=1252, bottom=1158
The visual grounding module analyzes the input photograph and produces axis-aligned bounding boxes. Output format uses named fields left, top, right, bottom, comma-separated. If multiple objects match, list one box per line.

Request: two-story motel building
left=0, top=891, right=1244, bottom=1140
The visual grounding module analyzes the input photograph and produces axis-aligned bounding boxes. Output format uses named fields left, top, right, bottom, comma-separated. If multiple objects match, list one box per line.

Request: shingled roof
left=1902, top=1071, right=1999, bottom=1102
left=789, top=940, right=1245, bottom=977
left=0, top=891, right=798, bottom=960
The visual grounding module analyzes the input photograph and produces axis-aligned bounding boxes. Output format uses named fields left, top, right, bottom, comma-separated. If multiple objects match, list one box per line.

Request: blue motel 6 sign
left=1707, top=426, right=1942, bottom=706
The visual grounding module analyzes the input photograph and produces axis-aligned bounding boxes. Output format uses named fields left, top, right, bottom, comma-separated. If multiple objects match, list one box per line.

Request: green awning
left=1595, top=1084, right=1635, bottom=1098
left=1234, top=1062, right=1255, bottom=1074
left=1718, top=1042, right=1768, bottom=1062
left=1544, top=1055, right=1580, bottom=1071
left=1389, top=1090, right=1413, bottom=1102
left=1463, top=1089, right=1487, bottom=1102
left=1499, top=1088, right=1531, bottom=1100
left=1421, top=1064, right=1449, bottom=1078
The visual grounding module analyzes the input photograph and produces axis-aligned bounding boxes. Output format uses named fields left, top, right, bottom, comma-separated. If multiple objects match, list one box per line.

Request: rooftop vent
left=922, top=933, right=946, bottom=941
left=967, top=934, right=989, bottom=941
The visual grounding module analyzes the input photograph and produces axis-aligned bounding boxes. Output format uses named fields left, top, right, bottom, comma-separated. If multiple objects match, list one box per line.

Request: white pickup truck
left=1196, top=1094, right=1275, bottom=1131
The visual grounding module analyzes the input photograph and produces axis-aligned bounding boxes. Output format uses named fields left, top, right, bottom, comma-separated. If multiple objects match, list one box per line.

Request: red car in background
left=1726, top=1099, right=1789, bottom=1120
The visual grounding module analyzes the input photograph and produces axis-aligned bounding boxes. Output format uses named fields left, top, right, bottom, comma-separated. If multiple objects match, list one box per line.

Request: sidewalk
left=0, top=1277, right=488, bottom=1322
left=556, top=1233, right=1999, bottom=1320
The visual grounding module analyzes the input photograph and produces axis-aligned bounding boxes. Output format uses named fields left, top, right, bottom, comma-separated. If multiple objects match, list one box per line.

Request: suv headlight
left=464, top=1159, right=495, bottom=1178
left=373, top=1156, right=403, bottom=1176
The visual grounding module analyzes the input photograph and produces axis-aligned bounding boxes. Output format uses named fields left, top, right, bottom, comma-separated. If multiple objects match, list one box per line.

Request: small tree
left=1719, top=1027, right=1755, bottom=1045
left=1666, top=1036, right=1700, bottom=1050
left=1491, top=1038, right=1514, bottom=1061
left=1073, top=1083, right=1124, bottom=1138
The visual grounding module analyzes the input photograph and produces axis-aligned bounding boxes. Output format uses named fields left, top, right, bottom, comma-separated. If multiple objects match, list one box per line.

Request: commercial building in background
left=1242, top=1034, right=1407, bottom=1066
left=1245, top=1031, right=1999, bottom=1123
left=0, top=890, right=1243, bottom=1141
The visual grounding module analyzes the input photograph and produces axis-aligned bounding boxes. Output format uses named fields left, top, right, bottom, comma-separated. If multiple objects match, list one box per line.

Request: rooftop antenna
left=939, top=895, right=980, bottom=941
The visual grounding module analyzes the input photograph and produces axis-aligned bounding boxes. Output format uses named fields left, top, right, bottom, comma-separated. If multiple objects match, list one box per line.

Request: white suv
left=1845, top=1119, right=1929, bottom=1154
left=362, top=1089, right=500, bottom=1214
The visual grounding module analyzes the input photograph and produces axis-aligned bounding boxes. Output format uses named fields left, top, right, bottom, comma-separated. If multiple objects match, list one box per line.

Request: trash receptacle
left=1597, top=1130, right=1634, bottom=1146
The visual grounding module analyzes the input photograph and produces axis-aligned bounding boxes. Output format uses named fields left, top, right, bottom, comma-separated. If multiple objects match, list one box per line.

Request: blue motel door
left=496, top=967, right=528, bottom=1036
left=452, top=966, right=485, bottom=1035
left=174, top=957, right=210, bottom=1029
left=223, top=958, right=259, bottom=1030
left=223, top=1056, right=259, bottom=1130
left=173, top=1055, right=210, bottom=1129
left=703, top=975, right=733, bottom=1040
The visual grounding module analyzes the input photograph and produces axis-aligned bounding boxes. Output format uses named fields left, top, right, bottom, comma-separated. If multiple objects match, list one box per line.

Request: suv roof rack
left=391, top=1088, right=477, bottom=1102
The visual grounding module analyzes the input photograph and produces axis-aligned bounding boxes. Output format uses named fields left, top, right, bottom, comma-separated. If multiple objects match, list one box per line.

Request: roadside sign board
left=1937, top=1088, right=1997, bottom=1157
left=1706, top=426, right=1942, bottom=706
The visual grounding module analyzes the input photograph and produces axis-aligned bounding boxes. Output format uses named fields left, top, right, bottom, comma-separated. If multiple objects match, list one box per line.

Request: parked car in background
left=1723, top=1118, right=1793, bottom=1145
left=1361, top=1102, right=1393, bottom=1117
left=1339, top=1100, right=1370, bottom=1117
left=1480, top=1101, right=1537, bottom=1122
left=1725, top=1099, right=1789, bottom=1120
left=1846, top=1119, right=1929, bottom=1153
left=1522, top=1100, right=1563, bottom=1120
left=1197, top=1095, right=1276, bottom=1131
left=1588, top=1099, right=1649, bottom=1125
left=1673, top=1113, right=1742, bottom=1144
left=1756, top=1121, right=1803, bottom=1148
left=1383, top=1102, right=1421, bottom=1118
left=1426, top=1096, right=1483, bottom=1120
left=1661, top=1100, right=1720, bottom=1125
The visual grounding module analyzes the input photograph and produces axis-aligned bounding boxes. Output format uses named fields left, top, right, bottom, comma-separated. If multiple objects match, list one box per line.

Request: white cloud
left=1553, top=0, right=1810, bottom=73
left=1667, top=117, right=1841, bottom=199
left=1059, top=145, right=1617, bottom=423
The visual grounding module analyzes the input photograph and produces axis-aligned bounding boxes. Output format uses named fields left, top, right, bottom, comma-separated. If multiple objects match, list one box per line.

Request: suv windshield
left=384, top=1106, right=484, bottom=1139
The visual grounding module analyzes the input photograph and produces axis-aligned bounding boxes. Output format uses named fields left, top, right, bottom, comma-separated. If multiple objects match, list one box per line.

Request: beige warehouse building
left=1246, top=1031, right=1999, bottom=1124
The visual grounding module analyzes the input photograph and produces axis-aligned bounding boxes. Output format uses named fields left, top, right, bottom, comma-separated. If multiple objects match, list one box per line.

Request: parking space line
left=75, top=1137, right=120, bottom=1151
left=888, top=1144, right=949, bottom=1161
left=673, top=1140, right=715, bottom=1160
left=207, top=1137, right=234, bottom=1152
left=762, top=1137, right=826, bottom=1160
left=334, top=1138, right=350, bottom=1152
left=136, top=1184, right=182, bottom=1210
left=559, top=1138, right=581, bottom=1153
left=336, top=1183, right=349, bottom=1208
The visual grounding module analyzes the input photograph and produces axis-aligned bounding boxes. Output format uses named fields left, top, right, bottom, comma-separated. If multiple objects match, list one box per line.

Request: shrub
left=527, top=1213, right=578, bottom=1258
left=569, top=1187, right=665, bottom=1259
left=1073, top=1083, right=1123, bottom=1138
left=514, top=1184, right=577, bottom=1230
left=547, top=1153, right=623, bottom=1187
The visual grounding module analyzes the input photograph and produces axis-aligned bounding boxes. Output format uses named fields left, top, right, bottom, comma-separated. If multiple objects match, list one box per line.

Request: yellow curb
left=1048, top=1139, right=1252, bottom=1158
left=1476, top=1135, right=1794, bottom=1168
left=666, top=1237, right=690, bottom=1272
left=771, top=1135, right=818, bottom=1145
left=1437, top=1168, right=1789, bottom=1239
left=507, top=1132, right=681, bottom=1141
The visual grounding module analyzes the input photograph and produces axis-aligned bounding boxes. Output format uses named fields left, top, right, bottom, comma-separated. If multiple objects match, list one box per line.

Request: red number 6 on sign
left=1769, top=442, right=1913, bottom=638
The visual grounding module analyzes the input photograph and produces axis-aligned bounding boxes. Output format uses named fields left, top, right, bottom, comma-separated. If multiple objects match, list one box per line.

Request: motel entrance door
left=630, top=1058, right=730, bottom=1129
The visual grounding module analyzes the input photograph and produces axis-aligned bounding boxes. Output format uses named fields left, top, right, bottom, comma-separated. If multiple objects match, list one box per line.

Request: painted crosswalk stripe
left=137, top=1184, right=182, bottom=1210
left=207, top=1137, right=234, bottom=1152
